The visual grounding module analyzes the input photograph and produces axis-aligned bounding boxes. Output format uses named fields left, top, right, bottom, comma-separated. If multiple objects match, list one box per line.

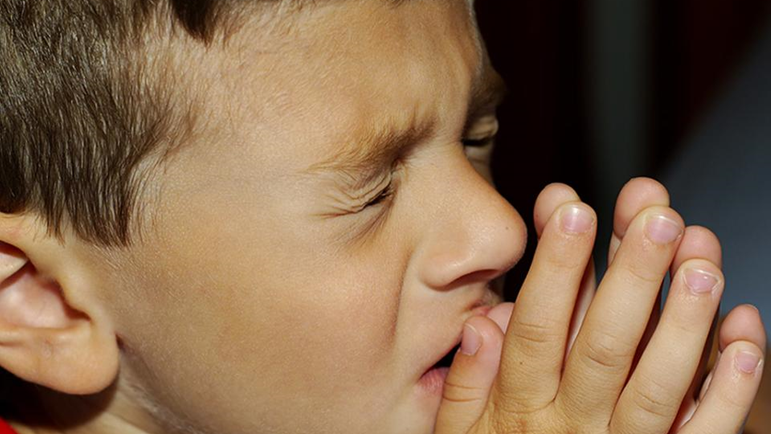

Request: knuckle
left=664, top=312, right=707, bottom=339
left=714, top=389, right=748, bottom=414
left=658, top=304, right=703, bottom=337
left=489, top=409, right=529, bottom=434
left=442, top=380, right=486, bottom=405
left=509, top=316, right=562, bottom=347
left=627, top=376, right=680, bottom=421
left=542, top=252, right=586, bottom=274
left=578, top=330, right=633, bottom=372
left=619, top=260, right=664, bottom=286
left=492, top=382, right=551, bottom=416
left=490, top=408, right=583, bottom=434
left=486, top=401, right=560, bottom=434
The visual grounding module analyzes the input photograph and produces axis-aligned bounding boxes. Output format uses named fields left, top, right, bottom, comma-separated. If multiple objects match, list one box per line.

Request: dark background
left=475, top=1, right=770, bottom=334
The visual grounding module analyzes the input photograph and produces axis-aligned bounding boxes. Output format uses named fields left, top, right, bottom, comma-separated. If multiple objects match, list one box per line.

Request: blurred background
left=476, top=1, right=770, bottom=337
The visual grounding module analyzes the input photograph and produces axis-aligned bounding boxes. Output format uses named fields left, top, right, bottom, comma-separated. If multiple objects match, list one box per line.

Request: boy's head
left=0, top=1, right=527, bottom=433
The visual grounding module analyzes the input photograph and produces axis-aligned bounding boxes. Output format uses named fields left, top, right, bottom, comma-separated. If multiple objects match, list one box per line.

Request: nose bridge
left=417, top=155, right=527, bottom=290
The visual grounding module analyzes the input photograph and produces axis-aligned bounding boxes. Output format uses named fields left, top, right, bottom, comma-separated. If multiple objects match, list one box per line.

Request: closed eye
left=462, top=136, right=494, bottom=148
left=360, top=178, right=395, bottom=210
left=462, top=114, right=499, bottom=147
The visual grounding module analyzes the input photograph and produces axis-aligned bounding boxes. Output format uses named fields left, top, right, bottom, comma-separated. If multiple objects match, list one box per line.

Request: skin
left=436, top=180, right=768, bottom=434
left=0, top=1, right=765, bottom=434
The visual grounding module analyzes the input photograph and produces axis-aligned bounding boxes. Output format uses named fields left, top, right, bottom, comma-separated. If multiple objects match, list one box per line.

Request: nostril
left=441, top=269, right=503, bottom=293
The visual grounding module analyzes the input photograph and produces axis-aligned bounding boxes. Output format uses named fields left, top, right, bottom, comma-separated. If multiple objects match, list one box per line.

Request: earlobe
left=0, top=228, right=120, bottom=395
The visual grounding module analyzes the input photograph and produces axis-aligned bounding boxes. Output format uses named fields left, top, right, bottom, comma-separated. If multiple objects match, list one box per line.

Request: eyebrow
left=465, top=67, right=508, bottom=129
left=304, top=67, right=507, bottom=188
left=304, top=117, right=436, bottom=190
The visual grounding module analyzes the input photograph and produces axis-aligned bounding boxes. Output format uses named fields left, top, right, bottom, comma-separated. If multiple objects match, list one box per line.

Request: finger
left=610, top=258, right=724, bottom=434
left=677, top=340, right=765, bottom=434
left=716, top=306, right=769, bottom=433
left=668, top=227, right=723, bottom=412
left=496, top=201, right=597, bottom=411
left=628, top=297, right=661, bottom=378
left=671, top=226, right=723, bottom=271
left=531, top=183, right=597, bottom=366
left=673, top=304, right=766, bottom=431
left=565, top=260, right=596, bottom=363
left=607, top=177, right=670, bottom=264
left=718, top=304, right=767, bottom=353
left=486, top=302, right=513, bottom=334
left=436, top=315, right=505, bottom=434
left=558, top=205, right=684, bottom=423
left=533, top=183, right=581, bottom=239
left=607, top=178, right=670, bottom=376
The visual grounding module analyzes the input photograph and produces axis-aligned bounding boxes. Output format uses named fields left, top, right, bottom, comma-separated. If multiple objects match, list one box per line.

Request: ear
left=0, top=214, right=119, bottom=395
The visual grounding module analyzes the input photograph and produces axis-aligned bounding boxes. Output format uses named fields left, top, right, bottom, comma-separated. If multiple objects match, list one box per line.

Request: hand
left=434, top=178, right=766, bottom=434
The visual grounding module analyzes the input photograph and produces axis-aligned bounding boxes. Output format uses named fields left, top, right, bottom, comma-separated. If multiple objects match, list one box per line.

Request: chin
left=384, top=404, right=441, bottom=434
left=376, top=371, right=451, bottom=434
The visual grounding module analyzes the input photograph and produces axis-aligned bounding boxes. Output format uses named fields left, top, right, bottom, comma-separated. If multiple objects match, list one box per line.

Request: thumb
left=435, top=314, right=505, bottom=434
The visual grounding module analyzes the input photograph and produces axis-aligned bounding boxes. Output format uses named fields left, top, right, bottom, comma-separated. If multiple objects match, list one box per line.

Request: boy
left=0, top=1, right=765, bottom=433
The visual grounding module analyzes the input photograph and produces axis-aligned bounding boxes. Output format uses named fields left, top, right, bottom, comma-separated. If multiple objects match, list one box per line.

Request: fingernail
left=460, top=324, right=482, bottom=356
left=683, top=268, right=720, bottom=294
left=644, top=214, right=683, bottom=244
left=735, top=351, right=761, bottom=375
left=561, top=205, right=593, bottom=234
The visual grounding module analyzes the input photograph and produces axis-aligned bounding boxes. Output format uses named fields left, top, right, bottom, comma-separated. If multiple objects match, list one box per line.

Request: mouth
left=433, top=342, right=462, bottom=370
left=415, top=295, right=501, bottom=396
left=417, top=340, right=462, bottom=395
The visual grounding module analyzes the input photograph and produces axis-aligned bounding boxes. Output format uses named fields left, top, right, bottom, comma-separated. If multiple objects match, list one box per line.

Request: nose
left=415, top=151, right=527, bottom=291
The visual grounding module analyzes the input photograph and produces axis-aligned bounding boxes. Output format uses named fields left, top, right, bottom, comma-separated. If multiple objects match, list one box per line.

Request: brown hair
left=0, top=0, right=259, bottom=416
left=0, top=0, right=251, bottom=247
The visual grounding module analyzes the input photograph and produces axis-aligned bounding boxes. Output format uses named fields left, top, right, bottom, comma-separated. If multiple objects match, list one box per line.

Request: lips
left=417, top=331, right=462, bottom=385
left=415, top=291, right=501, bottom=388
left=418, top=340, right=462, bottom=395
left=434, top=343, right=462, bottom=369
left=418, top=303, right=494, bottom=378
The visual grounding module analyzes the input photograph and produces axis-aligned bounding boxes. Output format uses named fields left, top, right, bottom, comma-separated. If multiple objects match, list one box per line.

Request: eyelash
left=461, top=136, right=494, bottom=148
left=360, top=130, right=496, bottom=211
left=362, top=178, right=395, bottom=209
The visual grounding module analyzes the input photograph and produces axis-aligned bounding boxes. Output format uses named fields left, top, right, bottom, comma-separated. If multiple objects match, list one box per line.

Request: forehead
left=210, top=1, right=486, bottom=176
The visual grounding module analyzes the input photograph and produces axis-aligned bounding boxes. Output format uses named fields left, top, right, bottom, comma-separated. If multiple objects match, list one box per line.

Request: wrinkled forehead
left=216, top=0, right=485, bottom=173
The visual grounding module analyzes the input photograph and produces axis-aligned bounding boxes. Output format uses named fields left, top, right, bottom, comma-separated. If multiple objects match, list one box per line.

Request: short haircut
left=0, top=0, right=257, bottom=247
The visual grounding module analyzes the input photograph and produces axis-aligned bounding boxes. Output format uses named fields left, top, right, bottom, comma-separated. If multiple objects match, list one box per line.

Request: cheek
left=109, top=156, right=413, bottom=429
left=111, top=239, right=409, bottom=432
left=227, top=259, right=402, bottom=382
left=132, top=235, right=405, bottom=392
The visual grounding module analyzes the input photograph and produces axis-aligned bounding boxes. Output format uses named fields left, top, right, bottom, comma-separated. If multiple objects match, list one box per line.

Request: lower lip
left=418, top=366, right=450, bottom=395
left=473, top=305, right=494, bottom=317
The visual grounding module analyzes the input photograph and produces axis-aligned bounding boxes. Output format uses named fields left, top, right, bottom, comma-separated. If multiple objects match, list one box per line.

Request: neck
left=6, top=378, right=162, bottom=434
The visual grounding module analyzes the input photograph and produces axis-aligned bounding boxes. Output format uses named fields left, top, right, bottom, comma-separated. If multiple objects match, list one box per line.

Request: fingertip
left=464, top=314, right=505, bottom=351
left=439, top=315, right=506, bottom=434
left=460, top=322, right=483, bottom=356
left=485, top=302, right=514, bottom=334
left=673, top=226, right=723, bottom=271
left=534, top=184, right=580, bottom=238
left=622, top=177, right=670, bottom=201
left=678, top=338, right=765, bottom=434
left=456, top=316, right=504, bottom=368
left=447, top=316, right=505, bottom=388
left=613, top=177, right=670, bottom=238
left=719, top=304, right=767, bottom=353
